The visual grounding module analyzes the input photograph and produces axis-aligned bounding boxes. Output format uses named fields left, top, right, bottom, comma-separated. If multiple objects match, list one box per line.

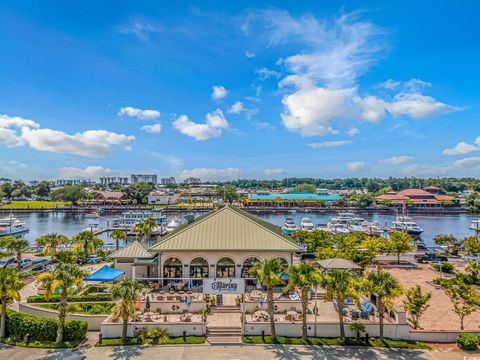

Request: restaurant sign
left=203, top=278, right=245, bottom=295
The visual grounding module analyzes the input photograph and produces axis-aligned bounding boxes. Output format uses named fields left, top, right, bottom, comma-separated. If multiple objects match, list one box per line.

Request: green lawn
left=241, top=336, right=430, bottom=349
left=36, top=302, right=115, bottom=315
left=5, top=339, right=82, bottom=348
left=1, top=201, right=69, bottom=209
left=95, top=336, right=206, bottom=347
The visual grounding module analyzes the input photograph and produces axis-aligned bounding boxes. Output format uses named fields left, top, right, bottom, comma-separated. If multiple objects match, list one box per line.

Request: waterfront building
left=99, top=176, right=129, bottom=185
left=241, top=190, right=341, bottom=208
left=183, top=177, right=201, bottom=184
left=131, top=174, right=157, bottom=184
left=55, top=179, right=82, bottom=186
left=375, top=188, right=459, bottom=208
left=147, top=190, right=178, bottom=205
left=161, top=177, right=176, bottom=185
left=92, top=190, right=127, bottom=203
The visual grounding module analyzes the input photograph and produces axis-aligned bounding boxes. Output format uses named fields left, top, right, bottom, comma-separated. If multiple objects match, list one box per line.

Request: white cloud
left=347, top=161, right=366, bottom=172
left=211, top=85, right=228, bottom=100
left=307, top=140, right=352, bottom=149
left=58, top=166, right=112, bottom=179
left=264, top=168, right=284, bottom=176
left=228, top=101, right=244, bottom=114
left=117, top=19, right=162, bottom=41
left=401, top=164, right=451, bottom=177
left=387, top=92, right=460, bottom=119
left=442, top=141, right=479, bottom=156
left=118, top=106, right=160, bottom=120
left=245, top=51, right=256, bottom=58
left=347, top=128, right=359, bottom=136
left=379, top=79, right=401, bottom=90
left=0, top=114, right=135, bottom=157
left=141, top=123, right=162, bottom=133
left=401, top=156, right=480, bottom=177
left=453, top=157, right=480, bottom=168
left=354, top=96, right=387, bottom=123
left=180, top=167, right=241, bottom=182
left=256, top=67, right=281, bottom=79
left=173, top=109, right=228, bottom=141
left=378, top=155, right=414, bottom=165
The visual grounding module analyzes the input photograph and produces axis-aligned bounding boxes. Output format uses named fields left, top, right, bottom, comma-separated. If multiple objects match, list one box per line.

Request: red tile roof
left=93, top=190, right=126, bottom=200
left=375, top=188, right=457, bottom=204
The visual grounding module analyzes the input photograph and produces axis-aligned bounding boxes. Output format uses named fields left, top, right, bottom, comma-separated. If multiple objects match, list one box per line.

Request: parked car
left=0, top=257, right=16, bottom=268
left=414, top=252, right=448, bottom=263
left=462, top=254, right=480, bottom=261
left=85, top=255, right=102, bottom=264
left=8, top=258, right=33, bottom=269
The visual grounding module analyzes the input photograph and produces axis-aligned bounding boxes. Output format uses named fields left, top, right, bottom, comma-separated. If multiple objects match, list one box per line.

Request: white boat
left=327, top=223, right=350, bottom=234
left=392, top=216, right=424, bottom=235
left=165, top=218, right=187, bottom=232
left=361, top=221, right=387, bottom=236
left=85, top=213, right=100, bottom=219
left=113, top=209, right=167, bottom=230
left=0, top=216, right=28, bottom=236
left=470, top=219, right=480, bottom=232
left=282, top=217, right=298, bottom=235
left=300, top=217, right=315, bottom=232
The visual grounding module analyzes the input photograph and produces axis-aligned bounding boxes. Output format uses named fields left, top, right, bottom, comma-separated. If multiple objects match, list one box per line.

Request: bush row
left=457, top=333, right=480, bottom=351
left=27, top=293, right=112, bottom=303
left=6, top=310, right=87, bottom=342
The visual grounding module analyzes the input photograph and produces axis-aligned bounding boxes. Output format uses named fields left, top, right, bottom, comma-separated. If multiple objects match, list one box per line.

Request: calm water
left=5, top=210, right=479, bottom=248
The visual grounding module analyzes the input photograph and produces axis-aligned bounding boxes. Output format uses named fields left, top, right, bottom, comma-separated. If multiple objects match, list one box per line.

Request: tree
left=72, top=231, right=104, bottom=256
left=387, top=231, right=413, bottom=264
left=462, top=236, right=480, bottom=255
left=322, top=269, right=360, bottom=340
left=216, top=185, right=238, bottom=204
left=286, top=262, right=322, bottom=340
left=111, top=278, right=143, bottom=344
left=110, top=229, right=127, bottom=251
left=294, top=184, right=317, bottom=193
left=293, top=230, right=334, bottom=253
left=35, top=181, right=51, bottom=198
left=147, top=328, right=170, bottom=344
left=36, top=259, right=87, bottom=343
left=466, top=261, right=480, bottom=283
left=349, top=322, right=366, bottom=341
left=125, top=183, right=155, bottom=204
left=402, top=285, right=431, bottom=329
left=363, top=270, right=402, bottom=341
left=36, top=233, right=69, bottom=256
left=249, top=258, right=284, bottom=342
left=0, top=236, right=29, bottom=271
left=0, top=267, right=25, bottom=342
left=50, top=185, right=86, bottom=205
left=141, top=218, right=157, bottom=242
left=433, top=234, right=460, bottom=255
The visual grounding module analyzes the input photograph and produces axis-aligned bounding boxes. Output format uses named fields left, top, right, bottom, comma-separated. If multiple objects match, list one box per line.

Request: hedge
left=457, top=333, right=479, bottom=351
left=6, top=310, right=87, bottom=342
left=27, top=294, right=112, bottom=303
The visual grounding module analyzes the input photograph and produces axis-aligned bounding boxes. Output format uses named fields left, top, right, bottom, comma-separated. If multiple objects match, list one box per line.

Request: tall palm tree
left=322, top=269, right=360, bottom=340
left=142, top=217, right=157, bottom=242
left=110, top=229, right=127, bottom=251
left=466, top=261, right=480, bottom=283
left=0, top=236, right=29, bottom=271
left=133, top=222, right=145, bottom=242
left=248, top=258, right=284, bottom=342
left=111, top=278, right=143, bottom=344
left=36, top=259, right=87, bottom=343
left=72, top=231, right=104, bottom=256
left=363, top=270, right=402, bottom=341
left=36, top=233, right=69, bottom=256
left=286, top=262, right=322, bottom=341
left=0, top=267, right=25, bottom=342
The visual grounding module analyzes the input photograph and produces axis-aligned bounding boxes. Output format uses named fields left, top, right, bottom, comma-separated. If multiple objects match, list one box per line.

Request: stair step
left=207, top=336, right=241, bottom=344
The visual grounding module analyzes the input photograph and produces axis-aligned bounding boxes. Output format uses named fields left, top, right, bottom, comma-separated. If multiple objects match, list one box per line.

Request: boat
left=391, top=216, right=424, bottom=235
left=300, top=217, right=315, bottom=232
left=81, top=223, right=100, bottom=233
left=85, top=212, right=100, bottom=219
left=165, top=218, right=187, bottom=232
left=361, top=221, right=387, bottom=236
left=470, top=219, right=480, bottom=232
left=0, top=216, right=28, bottom=236
left=282, top=218, right=298, bottom=235
left=327, top=223, right=350, bottom=234
left=328, top=212, right=364, bottom=233
left=113, top=209, right=167, bottom=230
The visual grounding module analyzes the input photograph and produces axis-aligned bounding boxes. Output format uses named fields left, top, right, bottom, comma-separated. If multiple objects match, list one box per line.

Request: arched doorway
left=275, top=257, right=288, bottom=269
left=190, top=257, right=209, bottom=278
left=241, top=257, right=259, bottom=278
left=216, top=257, right=235, bottom=278
left=163, top=257, right=182, bottom=279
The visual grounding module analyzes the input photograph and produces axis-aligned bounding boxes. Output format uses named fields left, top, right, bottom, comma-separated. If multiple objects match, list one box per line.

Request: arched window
left=190, top=257, right=209, bottom=278
left=275, top=257, right=288, bottom=269
left=241, top=257, right=259, bottom=278
left=163, top=257, right=182, bottom=279
left=216, top=257, right=236, bottom=278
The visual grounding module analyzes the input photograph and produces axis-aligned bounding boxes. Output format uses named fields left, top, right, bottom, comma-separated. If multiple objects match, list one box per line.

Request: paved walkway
left=0, top=343, right=442, bottom=360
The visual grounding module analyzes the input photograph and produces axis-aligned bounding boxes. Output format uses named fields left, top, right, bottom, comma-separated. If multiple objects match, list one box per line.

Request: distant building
left=241, top=190, right=341, bottom=208
left=93, top=190, right=127, bottom=200
left=375, top=188, right=459, bottom=208
left=29, top=180, right=40, bottom=186
left=131, top=174, right=157, bottom=184
left=147, top=191, right=178, bottom=205
left=161, top=177, right=176, bottom=185
left=183, top=177, right=201, bottom=184
left=99, top=176, right=129, bottom=186
left=55, top=179, right=82, bottom=186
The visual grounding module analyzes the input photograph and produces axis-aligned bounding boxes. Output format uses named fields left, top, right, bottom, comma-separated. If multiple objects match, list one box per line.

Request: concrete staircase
left=210, top=305, right=240, bottom=314
left=206, top=325, right=242, bottom=344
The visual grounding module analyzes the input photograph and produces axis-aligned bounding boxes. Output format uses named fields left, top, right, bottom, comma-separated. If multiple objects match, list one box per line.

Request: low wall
left=245, top=300, right=302, bottom=313
left=138, top=300, right=205, bottom=314
left=19, top=302, right=107, bottom=331
left=101, top=316, right=205, bottom=338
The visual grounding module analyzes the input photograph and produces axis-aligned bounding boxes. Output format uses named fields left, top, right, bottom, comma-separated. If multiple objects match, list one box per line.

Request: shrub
left=37, top=302, right=115, bottom=315
left=27, top=293, right=112, bottom=303
left=432, top=262, right=454, bottom=273
left=6, top=310, right=87, bottom=342
left=457, top=333, right=479, bottom=351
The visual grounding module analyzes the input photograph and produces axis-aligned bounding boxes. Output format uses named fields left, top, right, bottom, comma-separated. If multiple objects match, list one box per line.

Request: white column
left=131, top=264, right=136, bottom=280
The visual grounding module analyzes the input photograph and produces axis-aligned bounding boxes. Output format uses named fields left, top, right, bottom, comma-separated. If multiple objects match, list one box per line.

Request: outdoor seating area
left=129, top=309, right=202, bottom=323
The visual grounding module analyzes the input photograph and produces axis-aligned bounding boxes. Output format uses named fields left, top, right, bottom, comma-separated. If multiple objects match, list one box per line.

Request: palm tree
left=0, top=267, right=25, bottom=342
left=36, top=233, right=69, bottom=256
left=142, top=217, right=157, bottom=242
left=111, top=278, right=143, bottom=344
left=349, top=322, right=366, bottom=342
left=322, top=269, right=360, bottom=340
left=147, top=328, right=170, bottom=344
left=36, top=259, right=87, bottom=343
left=133, top=222, right=145, bottom=242
left=363, top=270, right=402, bottom=341
left=72, top=231, right=104, bottom=256
left=286, top=262, right=322, bottom=341
left=0, top=236, right=29, bottom=271
left=248, top=258, right=284, bottom=342
left=110, top=229, right=127, bottom=251
left=466, top=261, right=480, bottom=283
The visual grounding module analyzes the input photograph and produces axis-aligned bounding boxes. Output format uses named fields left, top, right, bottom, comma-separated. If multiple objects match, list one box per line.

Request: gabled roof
left=247, top=193, right=341, bottom=201
left=317, top=258, right=362, bottom=270
left=109, top=241, right=154, bottom=259
left=149, top=205, right=301, bottom=252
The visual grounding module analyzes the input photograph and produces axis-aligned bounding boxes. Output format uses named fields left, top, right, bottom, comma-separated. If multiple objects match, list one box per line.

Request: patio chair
left=361, top=310, right=369, bottom=319
left=296, top=314, right=303, bottom=321
left=342, top=308, right=347, bottom=316
left=167, top=296, right=173, bottom=301
left=351, top=310, right=360, bottom=319
left=285, top=314, right=292, bottom=321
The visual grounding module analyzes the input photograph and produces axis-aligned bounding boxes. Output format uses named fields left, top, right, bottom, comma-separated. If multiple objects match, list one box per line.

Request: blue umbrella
left=278, top=271, right=288, bottom=280
left=258, top=293, right=264, bottom=309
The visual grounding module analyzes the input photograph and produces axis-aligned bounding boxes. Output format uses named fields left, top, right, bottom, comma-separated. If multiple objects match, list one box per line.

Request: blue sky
left=0, top=1, right=479, bottom=181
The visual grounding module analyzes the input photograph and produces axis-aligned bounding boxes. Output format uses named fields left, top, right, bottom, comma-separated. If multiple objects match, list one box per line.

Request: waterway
left=4, top=210, right=479, bottom=249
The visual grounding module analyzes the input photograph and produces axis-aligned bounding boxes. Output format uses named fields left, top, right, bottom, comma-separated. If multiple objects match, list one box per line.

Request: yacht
left=282, top=218, right=298, bottom=235
left=470, top=219, right=480, bottom=232
left=165, top=218, right=187, bottom=232
left=113, top=209, right=167, bottom=230
left=392, top=216, right=424, bottom=235
left=300, top=217, right=315, bottom=232
left=327, top=223, right=350, bottom=234
left=329, top=212, right=364, bottom=232
left=0, top=216, right=28, bottom=236
left=361, top=221, right=387, bottom=236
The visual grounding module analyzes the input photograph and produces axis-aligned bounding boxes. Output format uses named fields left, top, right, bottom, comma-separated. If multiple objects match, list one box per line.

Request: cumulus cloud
left=347, top=128, right=359, bottom=136
left=173, top=109, right=228, bottom=141
left=378, top=155, right=414, bottom=165
left=0, top=114, right=135, bottom=157
left=453, top=157, right=480, bottom=168
left=443, top=138, right=480, bottom=156
left=401, top=156, right=480, bottom=177
left=347, top=161, right=367, bottom=172
left=58, top=166, right=112, bottom=179
left=264, top=168, right=284, bottom=176
left=228, top=101, right=244, bottom=114
left=141, top=124, right=162, bottom=133
left=307, top=140, right=352, bottom=149
left=180, top=167, right=241, bottom=182
left=401, top=164, right=451, bottom=177
left=245, top=51, right=256, bottom=58
left=117, top=18, right=162, bottom=41
left=211, top=85, right=228, bottom=100
left=256, top=67, right=281, bottom=79
left=118, top=106, right=160, bottom=120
